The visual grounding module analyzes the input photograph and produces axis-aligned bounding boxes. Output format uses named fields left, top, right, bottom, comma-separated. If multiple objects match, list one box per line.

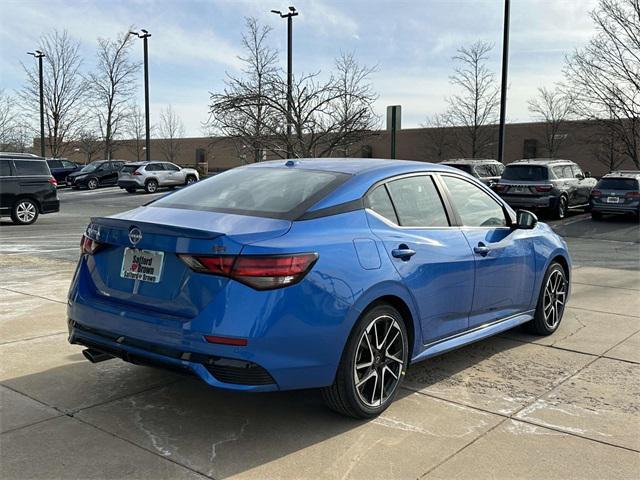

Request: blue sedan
left=68, top=159, right=571, bottom=418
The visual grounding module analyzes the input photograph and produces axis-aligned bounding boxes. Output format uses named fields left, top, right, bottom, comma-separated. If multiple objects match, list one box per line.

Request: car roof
left=0, top=152, right=44, bottom=160
left=440, top=158, right=500, bottom=164
left=602, top=170, right=640, bottom=179
left=244, top=158, right=456, bottom=175
left=508, top=158, right=574, bottom=166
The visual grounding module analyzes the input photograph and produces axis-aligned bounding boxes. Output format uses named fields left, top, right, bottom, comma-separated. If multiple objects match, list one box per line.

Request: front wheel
left=185, top=175, right=197, bottom=186
left=322, top=304, right=408, bottom=418
left=527, top=262, right=568, bottom=335
left=86, top=177, right=99, bottom=190
left=11, top=199, right=39, bottom=225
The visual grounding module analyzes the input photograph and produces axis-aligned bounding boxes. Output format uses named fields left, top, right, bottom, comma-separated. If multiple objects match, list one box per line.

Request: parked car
left=590, top=171, right=640, bottom=220
left=440, top=158, right=504, bottom=185
left=117, top=161, right=199, bottom=193
left=68, top=159, right=571, bottom=418
left=66, top=160, right=125, bottom=189
left=493, top=158, right=596, bottom=219
left=46, top=158, right=81, bottom=184
left=0, top=153, right=59, bottom=225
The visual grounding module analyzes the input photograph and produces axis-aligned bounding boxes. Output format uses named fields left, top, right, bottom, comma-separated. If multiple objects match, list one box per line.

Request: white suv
left=118, top=161, right=199, bottom=193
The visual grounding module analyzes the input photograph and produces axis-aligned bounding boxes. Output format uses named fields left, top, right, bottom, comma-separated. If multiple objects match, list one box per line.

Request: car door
left=0, top=159, right=17, bottom=214
left=439, top=174, right=537, bottom=328
left=365, top=175, right=476, bottom=344
left=571, top=164, right=595, bottom=204
left=163, top=162, right=182, bottom=185
left=555, top=165, right=580, bottom=206
left=146, top=163, right=166, bottom=184
left=61, top=160, right=79, bottom=181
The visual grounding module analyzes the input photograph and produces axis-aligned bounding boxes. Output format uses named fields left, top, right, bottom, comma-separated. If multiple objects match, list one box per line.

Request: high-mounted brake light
left=179, top=253, right=318, bottom=290
left=80, top=234, right=103, bottom=255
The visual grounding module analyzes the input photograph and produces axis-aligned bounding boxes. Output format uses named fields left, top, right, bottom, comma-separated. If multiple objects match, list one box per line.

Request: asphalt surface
left=1, top=185, right=639, bottom=479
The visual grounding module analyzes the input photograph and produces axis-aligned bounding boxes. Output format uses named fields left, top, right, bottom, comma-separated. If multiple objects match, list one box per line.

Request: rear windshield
left=503, top=165, right=548, bottom=181
left=13, top=160, right=50, bottom=176
left=121, top=165, right=141, bottom=174
left=443, top=164, right=473, bottom=174
left=151, top=167, right=349, bottom=219
left=597, top=178, right=639, bottom=190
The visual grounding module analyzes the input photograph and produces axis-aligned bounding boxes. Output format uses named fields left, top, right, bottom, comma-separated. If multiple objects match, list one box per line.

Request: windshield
left=598, top=178, right=639, bottom=190
left=151, top=167, right=349, bottom=219
left=503, top=165, right=548, bottom=181
left=80, top=163, right=101, bottom=173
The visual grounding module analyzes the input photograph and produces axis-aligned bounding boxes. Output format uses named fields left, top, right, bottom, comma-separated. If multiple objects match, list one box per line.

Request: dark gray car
left=493, top=159, right=596, bottom=219
left=590, top=171, right=640, bottom=220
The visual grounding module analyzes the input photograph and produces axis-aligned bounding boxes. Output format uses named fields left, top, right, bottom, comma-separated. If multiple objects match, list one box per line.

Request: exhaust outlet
left=82, top=348, right=114, bottom=364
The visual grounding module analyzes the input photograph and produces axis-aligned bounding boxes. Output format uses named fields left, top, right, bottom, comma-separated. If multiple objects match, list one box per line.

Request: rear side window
left=47, top=160, right=63, bottom=169
left=146, top=163, right=164, bottom=172
left=62, top=160, right=76, bottom=168
left=386, top=176, right=449, bottom=227
left=443, top=176, right=507, bottom=227
left=503, top=165, right=548, bottom=181
left=366, top=186, right=398, bottom=224
left=121, top=165, right=141, bottom=174
left=474, top=165, right=492, bottom=177
left=13, top=160, right=50, bottom=176
left=598, top=178, right=639, bottom=190
left=151, top=167, right=348, bottom=219
left=0, top=160, right=12, bottom=176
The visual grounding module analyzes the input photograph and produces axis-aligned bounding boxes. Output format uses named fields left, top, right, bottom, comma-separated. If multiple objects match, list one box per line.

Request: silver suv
left=118, top=161, right=199, bottom=193
left=493, top=159, right=596, bottom=219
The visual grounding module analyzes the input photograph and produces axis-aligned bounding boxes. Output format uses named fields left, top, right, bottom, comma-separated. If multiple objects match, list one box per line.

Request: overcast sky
left=0, top=0, right=598, bottom=137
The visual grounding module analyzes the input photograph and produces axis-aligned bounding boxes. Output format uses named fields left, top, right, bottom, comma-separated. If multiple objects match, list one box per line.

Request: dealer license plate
left=606, top=197, right=620, bottom=203
left=120, top=248, right=164, bottom=283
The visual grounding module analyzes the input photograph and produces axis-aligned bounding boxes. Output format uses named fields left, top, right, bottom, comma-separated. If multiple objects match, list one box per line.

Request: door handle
left=392, top=246, right=416, bottom=260
left=474, top=242, right=490, bottom=257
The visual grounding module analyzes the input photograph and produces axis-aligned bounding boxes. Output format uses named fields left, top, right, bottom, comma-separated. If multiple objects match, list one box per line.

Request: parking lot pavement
left=1, top=190, right=639, bottom=479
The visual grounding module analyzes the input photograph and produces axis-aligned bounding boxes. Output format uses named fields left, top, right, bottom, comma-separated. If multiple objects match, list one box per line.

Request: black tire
left=144, top=179, right=158, bottom=193
left=552, top=196, right=568, bottom=220
left=591, top=210, right=602, bottom=220
left=86, top=177, right=99, bottom=190
left=125, top=187, right=136, bottom=193
left=527, top=262, right=568, bottom=336
left=185, top=175, right=197, bottom=186
left=322, top=303, right=409, bottom=418
left=11, top=198, right=39, bottom=225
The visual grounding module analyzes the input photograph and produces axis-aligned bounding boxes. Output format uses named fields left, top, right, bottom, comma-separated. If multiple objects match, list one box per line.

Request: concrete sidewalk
left=1, top=243, right=639, bottom=479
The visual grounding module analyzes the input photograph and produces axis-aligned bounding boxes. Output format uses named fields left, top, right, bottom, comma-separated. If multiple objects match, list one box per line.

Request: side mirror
left=516, top=209, right=538, bottom=229
left=575, top=173, right=584, bottom=180
left=584, top=171, right=591, bottom=178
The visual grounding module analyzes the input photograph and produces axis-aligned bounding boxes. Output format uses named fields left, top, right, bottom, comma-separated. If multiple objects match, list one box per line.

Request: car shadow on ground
left=3, top=334, right=527, bottom=478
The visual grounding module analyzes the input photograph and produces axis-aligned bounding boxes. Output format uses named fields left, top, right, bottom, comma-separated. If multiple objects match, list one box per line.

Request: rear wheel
left=322, top=304, right=408, bottom=418
left=145, top=179, right=158, bottom=193
left=125, top=187, right=136, bottom=194
left=527, top=262, right=568, bottom=335
left=87, top=177, right=99, bottom=190
left=591, top=210, right=602, bottom=220
left=553, top=196, right=567, bottom=220
left=11, top=199, right=39, bottom=225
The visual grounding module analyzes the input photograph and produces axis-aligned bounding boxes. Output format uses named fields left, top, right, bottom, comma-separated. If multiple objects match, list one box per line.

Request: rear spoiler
left=89, top=217, right=221, bottom=240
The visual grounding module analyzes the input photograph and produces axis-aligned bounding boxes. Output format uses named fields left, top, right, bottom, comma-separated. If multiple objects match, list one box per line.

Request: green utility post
left=387, top=105, right=401, bottom=159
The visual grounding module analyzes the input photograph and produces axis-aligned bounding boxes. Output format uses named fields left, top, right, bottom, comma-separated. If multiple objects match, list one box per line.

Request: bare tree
left=446, top=41, right=500, bottom=158
left=87, top=31, right=139, bottom=159
left=125, top=104, right=147, bottom=161
left=563, top=0, right=640, bottom=168
left=0, top=89, right=18, bottom=149
left=20, top=30, right=87, bottom=157
left=209, top=17, right=279, bottom=162
left=527, top=87, right=575, bottom=157
left=421, top=112, right=453, bottom=161
left=76, top=129, right=101, bottom=164
left=158, top=105, right=185, bottom=163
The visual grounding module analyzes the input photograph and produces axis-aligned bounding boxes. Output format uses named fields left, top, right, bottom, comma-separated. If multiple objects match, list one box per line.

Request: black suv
left=440, top=159, right=505, bottom=185
left=66, top=160, right=125, bottom=189
left=493, top=159, right=596, bottom=219
left=0, top=153, right=60, bottom=225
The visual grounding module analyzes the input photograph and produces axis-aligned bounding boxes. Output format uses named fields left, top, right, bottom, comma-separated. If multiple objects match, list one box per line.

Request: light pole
left=271, top=6, right=298, bottom=159
left=129, top=29, right=152, bottom=162
left=27, top=50, right=46, bottom=157
left=497, top=0, right=510, bottom=164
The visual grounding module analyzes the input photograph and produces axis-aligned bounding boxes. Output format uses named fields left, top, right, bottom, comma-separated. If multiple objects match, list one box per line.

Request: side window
left=386, top=176, right=449, bottom=227
left=146, top=163, right=164, bottom=172
left=0, top=160, right=12, bottom=176
left=366, top=185, right=398, bottom=224
left=442, top=176, right=507, bottom=227
left=552, top=166, right=566, bottom=179
left=474, top=165, right=491, bottom=178
left=571, top=165, right=583, bottom=178
left=47, top=160, right=63, bottom=169
left=61, top=160, right=76, bottom=168
left=164, top=163, right=180, bottom=171
left=13, top=160, right=50, bottom=176
left=494, top=163, right=505, bottom=176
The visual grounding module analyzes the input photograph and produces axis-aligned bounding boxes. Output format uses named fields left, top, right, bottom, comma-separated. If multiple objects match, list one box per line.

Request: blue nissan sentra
left=68, top=158, right=571, bottom=418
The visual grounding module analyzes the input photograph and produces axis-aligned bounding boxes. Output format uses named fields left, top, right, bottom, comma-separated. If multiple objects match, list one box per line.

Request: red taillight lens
left=203, top=335, right=248, bottom=346
left=493, top=184, right=507, bottom=192
left=48, top=177, right=57, bottom=187
left=625, top=191, right=640, bottom=198
left=534, top=185, right=553, bottom=193
left=591, top=189, right=602, bottom=198
left=80, top=234, right=103, bottom=255
left=133, top=171, right=142, bottom=176
left=179, top=253, right=318, bottom=290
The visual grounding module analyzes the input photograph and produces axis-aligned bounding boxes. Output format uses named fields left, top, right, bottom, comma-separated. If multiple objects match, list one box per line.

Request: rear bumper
left=41, top=199, right=60, bottom=214
left=591, top=200, right=640, bottom=215
left=117, top=180, right=143, bottom=189
left=499, top=194, right=556, bottom=209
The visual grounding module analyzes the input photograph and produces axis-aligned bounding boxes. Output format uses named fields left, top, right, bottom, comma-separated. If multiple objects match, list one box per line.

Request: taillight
left=625, top=191, right=640, bottom=198
left=48, top=177, right=57, bottom=187
left=590, top=189, right=602, bottom=198
left=493, top=184, right=507, bottom=192
left=179, top=253, right=318, bottom=290
left=133, top=170, right=142, bottom=176
left=80, top=234, right=103, bottom=255
left=534, top=185, right=553, bottom=192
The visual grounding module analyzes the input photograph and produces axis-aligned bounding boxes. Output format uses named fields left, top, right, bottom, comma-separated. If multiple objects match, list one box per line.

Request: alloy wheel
left=147, top=180, right=158, bottom=193
left=186, top=176, right=196, bottom=185
left=543, top=269, right=567, bottom=329
left=16, top=201, right=36, bottom=223
left=353, top=315, right=405, bottom=408
left=87, top=178, right=98, bottom=190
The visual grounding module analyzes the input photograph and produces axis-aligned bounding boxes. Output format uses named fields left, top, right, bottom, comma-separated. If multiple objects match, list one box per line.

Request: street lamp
left=129, top=29, right=152, bottom=162
left=271, top=6, right=298, bottom=159
left=497, top=0, right=510, bottom=164
left=27, top=50, right=46, bottom=157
